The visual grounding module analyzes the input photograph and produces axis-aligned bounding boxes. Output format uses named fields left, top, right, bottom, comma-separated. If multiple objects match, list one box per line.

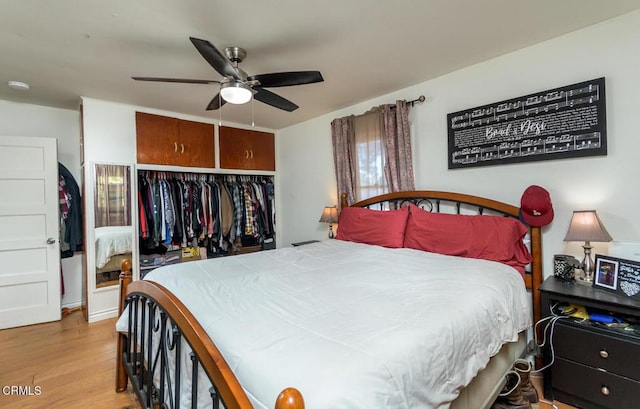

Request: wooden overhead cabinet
left=219, top=126, right=275, bottom=171
left=136, top=112, right=215, bottom=168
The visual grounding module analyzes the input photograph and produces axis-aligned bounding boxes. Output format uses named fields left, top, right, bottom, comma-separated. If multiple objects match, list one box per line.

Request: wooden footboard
left=115, top=260, right=304, bottom=409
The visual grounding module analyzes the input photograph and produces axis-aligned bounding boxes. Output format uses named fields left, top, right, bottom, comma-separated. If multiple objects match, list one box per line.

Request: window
left=353, top=110, right=388, bottom=201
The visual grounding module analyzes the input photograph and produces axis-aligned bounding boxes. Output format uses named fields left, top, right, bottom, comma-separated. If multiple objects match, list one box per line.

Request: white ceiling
left=1, top=1, right=639, bottom=130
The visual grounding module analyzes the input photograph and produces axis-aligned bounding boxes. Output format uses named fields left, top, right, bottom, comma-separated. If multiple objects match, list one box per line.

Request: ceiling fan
left=132, top=37, right=324, bottom=112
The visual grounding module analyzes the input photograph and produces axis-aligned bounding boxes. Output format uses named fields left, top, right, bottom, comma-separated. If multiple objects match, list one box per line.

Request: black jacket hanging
left=58, top=162, right=83, bottom=255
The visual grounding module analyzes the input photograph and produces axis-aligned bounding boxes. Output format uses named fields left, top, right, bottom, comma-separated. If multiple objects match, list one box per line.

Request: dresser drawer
left=554, top=321, right=640, bottom=380
left=552, top=357, right=640, bottom=409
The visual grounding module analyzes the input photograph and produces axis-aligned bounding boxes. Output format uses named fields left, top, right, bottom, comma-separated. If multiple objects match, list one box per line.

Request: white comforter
left=95, top=226, right=132, bottom=268
left=117, top=239, right=531, bottom=409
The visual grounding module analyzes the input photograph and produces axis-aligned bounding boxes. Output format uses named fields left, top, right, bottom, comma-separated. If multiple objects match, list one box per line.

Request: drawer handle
left=601, top=386, right=610, bottom=396
left=599, top=350, right=609, bottom=359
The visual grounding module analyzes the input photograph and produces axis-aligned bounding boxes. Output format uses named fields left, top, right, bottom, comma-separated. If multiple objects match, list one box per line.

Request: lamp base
left=581, top=242, right=594, bottom=284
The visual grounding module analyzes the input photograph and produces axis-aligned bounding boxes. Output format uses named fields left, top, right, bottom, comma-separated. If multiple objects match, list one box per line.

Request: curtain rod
left=408, top=95, right=426, bottom=107
left=389, top=95, right=425, bottom=109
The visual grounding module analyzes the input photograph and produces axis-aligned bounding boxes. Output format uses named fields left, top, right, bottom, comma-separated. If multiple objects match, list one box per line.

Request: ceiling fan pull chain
left=251, top=97, right=255, bottom=127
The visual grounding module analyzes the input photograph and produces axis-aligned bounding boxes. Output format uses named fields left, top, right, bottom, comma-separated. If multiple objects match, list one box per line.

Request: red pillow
left=404, top=204, right=532, bottom=275
left=335, top=206, right=409, bottom=248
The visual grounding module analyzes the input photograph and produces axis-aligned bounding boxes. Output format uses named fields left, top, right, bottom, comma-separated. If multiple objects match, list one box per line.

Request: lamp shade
left=319, top=206, right=339, bottom=223
left=564, top=210, right=612, bottom=242
left=220, top=81, right=252, bottom=104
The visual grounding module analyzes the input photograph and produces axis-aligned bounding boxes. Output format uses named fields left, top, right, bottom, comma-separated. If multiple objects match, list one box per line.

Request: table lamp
left=564, top=210, right=612, bottom=283
left=319, top=206, right=339, bottom=238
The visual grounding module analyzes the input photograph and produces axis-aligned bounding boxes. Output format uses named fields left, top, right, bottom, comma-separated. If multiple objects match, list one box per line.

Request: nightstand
left=539, top=277, right=640, bottom=409
left=291, top=240, right=320, bottom=247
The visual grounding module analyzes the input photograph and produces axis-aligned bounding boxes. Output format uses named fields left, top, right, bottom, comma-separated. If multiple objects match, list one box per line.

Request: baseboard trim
left=88, top=308, right=119, bottom=323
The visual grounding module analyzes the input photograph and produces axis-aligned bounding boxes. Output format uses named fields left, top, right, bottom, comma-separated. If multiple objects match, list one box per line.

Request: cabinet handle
left=174, top=142, right=178, bottom=152
left=249, top=150, right=253, bottom=159
left=600, top=386, right=610, bottom=396
left=181, top=143, right=184, bottom=154
left=245, top=150, right=250, bottom=158
left=599, top=350, right=609, bottom=359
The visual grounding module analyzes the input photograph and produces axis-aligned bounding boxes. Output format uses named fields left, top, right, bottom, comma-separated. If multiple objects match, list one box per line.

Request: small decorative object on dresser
left=319, top=206, right=339, bottom=238
left=553, top=254, right=581, bottom=282
left=563, top=210, right=613, bottom=283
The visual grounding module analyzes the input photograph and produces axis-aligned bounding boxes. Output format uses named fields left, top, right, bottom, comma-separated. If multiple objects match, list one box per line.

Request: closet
left=137, top=171, right=275, bottom=276
left=80, top=98, right=278, bottom=322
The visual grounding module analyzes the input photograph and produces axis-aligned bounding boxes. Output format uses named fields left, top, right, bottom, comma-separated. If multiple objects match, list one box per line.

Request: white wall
left=277, top=10, right=640, bottom=277
left=0, top=100, right=84, bottom=308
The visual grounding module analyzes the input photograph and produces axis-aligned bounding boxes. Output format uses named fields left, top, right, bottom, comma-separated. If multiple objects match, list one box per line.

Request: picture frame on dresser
left=594, top=254, right=640, bottom=299
left=594, top=255, right=619, bottom=290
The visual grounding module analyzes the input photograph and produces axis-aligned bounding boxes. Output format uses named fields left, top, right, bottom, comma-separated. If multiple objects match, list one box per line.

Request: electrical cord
left=532, top=301, right=586, bottom=374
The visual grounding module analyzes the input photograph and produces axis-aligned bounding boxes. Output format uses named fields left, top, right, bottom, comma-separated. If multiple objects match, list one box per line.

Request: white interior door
left=0, top=136, right=61, bottom=329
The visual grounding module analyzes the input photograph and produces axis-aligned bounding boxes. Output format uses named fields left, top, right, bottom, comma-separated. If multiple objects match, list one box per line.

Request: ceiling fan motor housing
left=225, top=47, right=247, bottom=64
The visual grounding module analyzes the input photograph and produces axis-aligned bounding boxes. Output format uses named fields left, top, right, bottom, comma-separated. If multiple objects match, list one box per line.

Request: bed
left=115, top=190, right=543, bottom=409
left=95, top=225, right=133, bottom=269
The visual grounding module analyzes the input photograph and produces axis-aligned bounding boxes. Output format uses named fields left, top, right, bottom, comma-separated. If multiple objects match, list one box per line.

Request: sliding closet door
left=0, top=136, right=60, bottom=329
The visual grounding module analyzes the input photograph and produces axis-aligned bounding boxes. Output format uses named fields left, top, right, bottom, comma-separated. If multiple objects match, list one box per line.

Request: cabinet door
left=219, top=126, right=275, bottom=171
left=176, top=119, right=215, bottom=168
left=136, top=112, right=179, bottom=165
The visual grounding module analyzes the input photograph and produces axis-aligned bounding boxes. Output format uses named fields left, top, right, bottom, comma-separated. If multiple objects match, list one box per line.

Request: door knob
left=47, top=238, right=57, bottom=244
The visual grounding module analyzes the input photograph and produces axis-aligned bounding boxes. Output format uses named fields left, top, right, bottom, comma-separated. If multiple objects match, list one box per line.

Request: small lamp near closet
left=319, top=206, right=339, bottom=239
left=564, top=210, right=612, bottom=283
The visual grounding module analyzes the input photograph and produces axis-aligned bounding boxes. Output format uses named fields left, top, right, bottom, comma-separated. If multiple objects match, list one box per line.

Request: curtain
left=381, top=100, right=415, bottom=192
left=331, top=116, right=357, bottom=208
left=94, top=164, right=131, bottom=228
left=331, top=100, right=415, bottom=206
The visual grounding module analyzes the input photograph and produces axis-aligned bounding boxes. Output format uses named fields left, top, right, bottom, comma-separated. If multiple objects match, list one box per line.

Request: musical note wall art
left=447, top=77, right=607, bottom=169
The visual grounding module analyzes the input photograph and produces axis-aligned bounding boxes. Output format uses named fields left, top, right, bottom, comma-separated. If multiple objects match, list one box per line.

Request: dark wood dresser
left=539, top=277, right=640, bottom=409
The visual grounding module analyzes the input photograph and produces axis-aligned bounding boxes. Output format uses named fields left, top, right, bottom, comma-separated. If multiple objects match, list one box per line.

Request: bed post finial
left=115, top=258, right=133, bottom=392
left=340, top=192, right=348, bottom=209
left=275, top=387, right=305, bottom=409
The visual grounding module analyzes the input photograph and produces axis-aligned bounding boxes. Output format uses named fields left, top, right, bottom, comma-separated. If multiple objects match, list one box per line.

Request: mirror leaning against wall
left=93, top=163, right=133, bottom=288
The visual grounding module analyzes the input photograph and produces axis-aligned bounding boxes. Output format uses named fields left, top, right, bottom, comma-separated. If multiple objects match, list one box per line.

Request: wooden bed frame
left=115, top=190, right=543, bottom=409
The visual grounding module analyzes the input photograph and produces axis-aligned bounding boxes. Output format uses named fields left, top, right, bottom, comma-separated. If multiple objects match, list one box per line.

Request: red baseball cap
left=520, top=185, right=554, bottom=227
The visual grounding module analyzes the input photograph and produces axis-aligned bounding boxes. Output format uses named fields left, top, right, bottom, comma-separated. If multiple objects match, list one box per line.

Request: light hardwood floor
left=0, top=309, right=576, bottom=409
left=0, top=309, right=139, bottom=409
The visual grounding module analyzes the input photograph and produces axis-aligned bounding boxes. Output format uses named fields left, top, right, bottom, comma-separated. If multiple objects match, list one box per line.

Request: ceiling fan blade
left=253, top=87, right=299, bottom=112
left=189, top=37, right=241, bottom=80
left=206, top=93, right=227, bottom=110
left=247, top=71, right=323, bottom=87
left=132, top=76, right=219, bottom=84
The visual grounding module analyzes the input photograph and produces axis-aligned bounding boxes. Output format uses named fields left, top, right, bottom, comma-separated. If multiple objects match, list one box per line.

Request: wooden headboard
left=340, top=190, right=543, bottom=328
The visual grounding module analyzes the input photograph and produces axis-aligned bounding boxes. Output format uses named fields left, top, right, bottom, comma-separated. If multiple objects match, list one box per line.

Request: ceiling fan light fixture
left=220, top=81, right=252, bottom=104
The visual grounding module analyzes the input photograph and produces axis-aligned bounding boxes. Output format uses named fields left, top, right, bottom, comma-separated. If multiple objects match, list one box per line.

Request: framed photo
left=593, top=256, right=619, bottom=291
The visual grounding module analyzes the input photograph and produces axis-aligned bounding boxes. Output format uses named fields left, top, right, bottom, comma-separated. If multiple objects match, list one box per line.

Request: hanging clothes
left=58, top=162, right=83, bottom=256
left=137, top=171, right=275, bottom=257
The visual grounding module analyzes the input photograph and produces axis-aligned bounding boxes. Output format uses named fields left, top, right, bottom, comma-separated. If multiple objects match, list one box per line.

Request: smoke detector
left=8, top=81, right=30, bottom=90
